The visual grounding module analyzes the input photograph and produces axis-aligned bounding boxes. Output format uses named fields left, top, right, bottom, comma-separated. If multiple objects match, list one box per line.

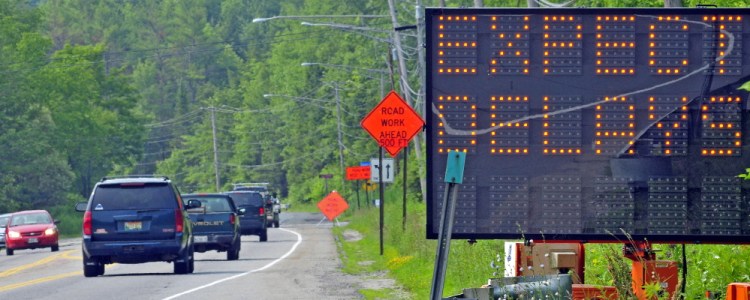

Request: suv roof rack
left=101, top=175, right=169, bottom=182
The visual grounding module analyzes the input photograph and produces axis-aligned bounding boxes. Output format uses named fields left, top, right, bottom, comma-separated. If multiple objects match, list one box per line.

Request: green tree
left=38, top=44, right=146, bottom=197
left=0, top=0, right=74, bottom=211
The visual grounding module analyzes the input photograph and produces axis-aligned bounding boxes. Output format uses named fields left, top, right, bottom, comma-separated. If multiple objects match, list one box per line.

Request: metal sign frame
left=426, top=8, right=750, bottom=243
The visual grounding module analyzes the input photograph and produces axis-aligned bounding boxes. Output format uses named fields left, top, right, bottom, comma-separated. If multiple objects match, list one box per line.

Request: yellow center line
left=0, top=250, right=75, bottom=278
left=0, top=271, right=81, bottom=292
left=61, top=250, right=82, bottom=260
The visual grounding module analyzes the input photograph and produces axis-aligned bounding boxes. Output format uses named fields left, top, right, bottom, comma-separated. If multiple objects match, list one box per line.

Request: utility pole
left=415, top=0, right=427, bottom=202
left=210, top=106, right=221, bottom=192
left=388, top=0, right=427, bottom=201
left=664, top=0, right=682, bottom=7
left=334, top=83, right=346, bottom=192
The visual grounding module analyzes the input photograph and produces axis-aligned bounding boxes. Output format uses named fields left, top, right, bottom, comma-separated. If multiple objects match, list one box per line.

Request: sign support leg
left=379, top=147, right=385, bottom=256
left=365, top=183, right=370, bottom=208
left=429, top=181, right=459, bottom=300
left=403, top=145, right=408, bottom=231
left=355, top=180, right=361, bottom=210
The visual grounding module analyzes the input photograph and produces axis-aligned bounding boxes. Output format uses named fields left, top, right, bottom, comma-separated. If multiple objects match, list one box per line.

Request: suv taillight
left=83, top=211, right=92, bottom=236
left=175, top=209, right=183, bottom=233
left=259, top=207, right=265, bottom=216
left=229, top=214, right=235, bottom=225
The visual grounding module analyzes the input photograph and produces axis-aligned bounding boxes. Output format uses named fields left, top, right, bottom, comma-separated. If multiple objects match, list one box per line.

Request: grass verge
left=334, top=187, right=750, bottom=299
left=333, top=187, right=504, bottom=299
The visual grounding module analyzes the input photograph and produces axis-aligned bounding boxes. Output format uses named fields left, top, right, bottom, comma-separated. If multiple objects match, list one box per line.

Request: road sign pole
left=430, top=181, right=459, bottom=300
left=430, top=151, right=466, bottom=300
left=365, top=183, right=370, bottom=208
left=403, top=145, right=408, bottom=231
left=379, top=147, right=385, bottom=256
left=356, top=180, right=361, bottom=210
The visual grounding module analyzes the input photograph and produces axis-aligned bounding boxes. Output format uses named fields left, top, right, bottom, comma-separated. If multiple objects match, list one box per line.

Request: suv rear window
left=92, top=183, right=175, bottom=210
left=226, top=192, right=263, bottom=207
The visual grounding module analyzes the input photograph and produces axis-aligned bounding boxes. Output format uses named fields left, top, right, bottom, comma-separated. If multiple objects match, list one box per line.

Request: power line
left=144, top=109, right=204, bottom=128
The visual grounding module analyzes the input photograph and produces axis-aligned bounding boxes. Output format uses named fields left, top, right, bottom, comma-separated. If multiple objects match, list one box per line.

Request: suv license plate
left=28, top=237, right=38, bottom=243
left=124, top=221, right=142, bottom=231
left=194, top=236, right=208, bottom=243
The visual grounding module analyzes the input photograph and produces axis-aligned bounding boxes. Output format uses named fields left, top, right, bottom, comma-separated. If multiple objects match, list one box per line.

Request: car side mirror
left=186, top=199, right=201, bottom=210
left=75, top=202, right=88, bottom=212
left=237, top=208, right=246, bottom=216
left=54, top=220, right=61, bottom=225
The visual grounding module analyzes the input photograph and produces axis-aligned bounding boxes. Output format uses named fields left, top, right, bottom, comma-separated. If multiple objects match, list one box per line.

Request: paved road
left=0, top=212, right=362, bottom=300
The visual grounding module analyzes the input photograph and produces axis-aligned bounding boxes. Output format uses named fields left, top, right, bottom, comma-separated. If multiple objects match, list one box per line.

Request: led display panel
left=426, top=8, right=750, bottom=243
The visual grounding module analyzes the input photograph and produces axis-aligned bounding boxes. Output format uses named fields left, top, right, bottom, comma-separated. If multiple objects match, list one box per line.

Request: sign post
left=430, top=151, right=466, bottom=300
left=318, top=174, right=333, bottom=192
left=361, top=90, right=425, bottom=256
left=346, top=166, right=370, bottom=210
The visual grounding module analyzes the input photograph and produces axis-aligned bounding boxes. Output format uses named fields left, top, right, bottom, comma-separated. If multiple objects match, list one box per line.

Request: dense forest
left=0, top=0, right=746, bottom=213
left=1, top=0, right=395, bottom=211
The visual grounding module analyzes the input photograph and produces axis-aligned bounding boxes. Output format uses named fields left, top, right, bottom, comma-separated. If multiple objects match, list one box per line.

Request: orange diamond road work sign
left=361, top=90, right=425, bottom=157
left=346, top=166, right=371, bottom=181
left=317, top=191, right=349, bottom=221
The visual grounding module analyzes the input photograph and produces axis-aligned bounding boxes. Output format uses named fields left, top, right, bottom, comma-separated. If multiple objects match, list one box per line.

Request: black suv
left=231, top=183, right=278, bottom=228
left=223, top=190, right=267, bottom=242
left=75, top=176, right=200, bottom=277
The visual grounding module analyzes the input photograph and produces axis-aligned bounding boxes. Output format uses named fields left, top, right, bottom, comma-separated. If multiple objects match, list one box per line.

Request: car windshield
left=226, top=192, right=263, bottom=207
left=183, top=196, right=233, bottom=213
left=10, top=213, right=51, bottom=226
left=92, top=182, right=175, bottom=210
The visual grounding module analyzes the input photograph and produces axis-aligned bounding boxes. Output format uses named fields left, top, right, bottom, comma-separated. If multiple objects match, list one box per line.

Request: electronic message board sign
left=425, top=8, right=750, bottom=243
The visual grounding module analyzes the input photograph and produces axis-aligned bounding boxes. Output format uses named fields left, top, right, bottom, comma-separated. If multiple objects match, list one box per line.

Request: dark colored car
left=0, top=213, right=9, bottom=248
left=224, top=190, right=268, bottom=242
left=231, top=183, right=278, bottom=229
left=182, top=193, right=244, bottom=260
left=4, top=210, right=59, bottom=255
left=75, top=176, right=200, bottom=277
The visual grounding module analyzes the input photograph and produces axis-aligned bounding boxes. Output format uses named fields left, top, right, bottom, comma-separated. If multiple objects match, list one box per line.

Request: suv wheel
left=259, top=229, right=268, bottom=242
left=51, top=244, right=59, bottom=252
left=5, top=248, right=13, bottom=256
left=83, top=252, right=102, bottom=277
left=174, top=245, right=193, bottom=274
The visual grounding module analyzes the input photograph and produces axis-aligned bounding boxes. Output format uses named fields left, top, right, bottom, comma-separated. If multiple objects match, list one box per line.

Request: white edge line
left=162, top=228, right=303, bottom=300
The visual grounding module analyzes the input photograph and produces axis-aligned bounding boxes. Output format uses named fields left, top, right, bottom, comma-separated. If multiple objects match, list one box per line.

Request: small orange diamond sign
left=317, top=191, right=349, bottom=221
left=361, top=91, right=424, bottom=157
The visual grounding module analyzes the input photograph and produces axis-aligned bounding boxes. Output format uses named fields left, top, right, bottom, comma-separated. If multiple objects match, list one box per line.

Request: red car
left=5, top=210, right=59, bottom=255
